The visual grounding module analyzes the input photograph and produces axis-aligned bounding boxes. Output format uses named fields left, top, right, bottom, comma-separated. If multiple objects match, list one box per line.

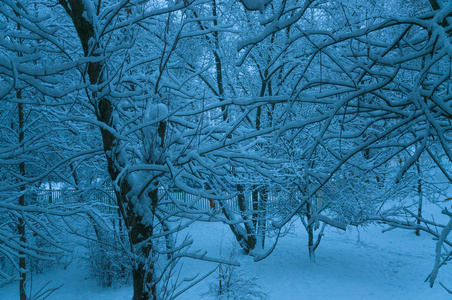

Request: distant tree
left=237, top=0, right=452, bottom=281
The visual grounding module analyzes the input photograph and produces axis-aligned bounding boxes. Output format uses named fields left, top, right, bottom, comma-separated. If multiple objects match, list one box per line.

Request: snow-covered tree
left=238, top=0, right=452, bottom=280
left=2, top=0, right=452, bottom=298
left=0, top=0, right=282, bottom=298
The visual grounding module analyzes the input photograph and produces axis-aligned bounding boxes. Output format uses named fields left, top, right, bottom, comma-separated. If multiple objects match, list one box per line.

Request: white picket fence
left=35, top=188, right=270, bottom=212
left=36, top=189, right=310, bottom=216
left=35, top=187, right=304, bottom=214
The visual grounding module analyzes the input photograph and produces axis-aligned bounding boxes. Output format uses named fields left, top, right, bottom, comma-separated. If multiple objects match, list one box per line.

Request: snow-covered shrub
left=323, top=167, right=399, bottom=225
left=28, top=232, right=72, bottom=274
left=202, top=240, right=267, bottom=300
left=0, top=254, right=15, bottom=288
left=86, top=227, right=130, bottom=288
left=266, top=188, right=300, bottom=217
left=204, top=263, right=267, bottom=300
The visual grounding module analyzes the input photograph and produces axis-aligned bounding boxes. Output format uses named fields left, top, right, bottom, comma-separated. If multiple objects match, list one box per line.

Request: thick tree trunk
left=59, top=1, right=156, bottom=298
left=115, top=175, right=156, bottom=299
left=129, top=218, right=155, bottom=300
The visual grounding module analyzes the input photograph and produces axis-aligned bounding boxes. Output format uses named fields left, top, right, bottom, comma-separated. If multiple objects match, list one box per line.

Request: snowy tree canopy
left=1, top=0, right=452, bottom=299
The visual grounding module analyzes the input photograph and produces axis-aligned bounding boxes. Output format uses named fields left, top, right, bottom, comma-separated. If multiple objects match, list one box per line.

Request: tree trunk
left=59, top=1, right=157, bottom=298
left=14, top=11, right=27, bottom=297
left=415, top=162, right=422, bottom=236
left=211, top=0, right=227, bottom=121
left=221, top=184, right=256, bottom=253
left=252, top=187, right=259, bottom=229
left=18, top=92, right=27, bottom=300
left=258, top=187, right=268, bottom=248
left=118, top=181, right=156, bottom=300
left=305, top=202, right=315, bottom=262
left=237, top=184, right=256, bottom=251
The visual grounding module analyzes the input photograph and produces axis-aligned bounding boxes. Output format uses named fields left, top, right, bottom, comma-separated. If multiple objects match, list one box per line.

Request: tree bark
left=18, top=91, right=27, bottom=300
left=13, top=7, right=27, bottom=297
left=305, top=202, right=315, bottom=262
left=59, top=1, right=156, bottom=298
left=258, top=187, right=268, bottom=248
left=415, top=162, right=422, bottom=236
left=211, top=0, right=227, bottom=121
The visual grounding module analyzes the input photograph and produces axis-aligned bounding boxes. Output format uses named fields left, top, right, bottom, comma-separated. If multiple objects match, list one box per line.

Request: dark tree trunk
left=305, top=202, right=315, bottom=262
left=415, top=163, right=422, bottom=236
left=18, top=92, right=27, bottom=300
left=237, top=184, right=256, bottom=251
left=13, top=9, right=27, bottom=297
left=258, top=187, right=268, bottom=248
left=252, top=188, right=259, bottom=229
left=191, top=0, right=257, bottom=254
left=59, top=1, right=157, bottom=298
left=220, top=184, right=257, bottom=253
left=211, top=0, right=227, bottom=121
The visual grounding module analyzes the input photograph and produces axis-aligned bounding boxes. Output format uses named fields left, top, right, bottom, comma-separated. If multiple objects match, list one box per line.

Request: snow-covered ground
left=1, top=202, right=451, bottom=300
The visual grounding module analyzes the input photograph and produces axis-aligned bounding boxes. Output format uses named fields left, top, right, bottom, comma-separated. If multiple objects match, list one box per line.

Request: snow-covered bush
left=204, top=263, right=267, bottom=300
left=322, top=165, right=402, bottom=225
left=203, top=241, right=267, bottom=300
left=0, top=255, right=15, bottom=288
left=86, top=228, right=130, bottom=288
left=28, top=232, right=72, bottom=274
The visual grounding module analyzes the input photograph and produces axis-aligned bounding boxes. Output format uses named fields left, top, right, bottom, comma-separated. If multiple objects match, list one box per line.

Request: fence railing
left=36, top=189, right=115, bottom=206
left=35, top=188, right=305, bottom=213
left=36, top=188, right=245, bottom=210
